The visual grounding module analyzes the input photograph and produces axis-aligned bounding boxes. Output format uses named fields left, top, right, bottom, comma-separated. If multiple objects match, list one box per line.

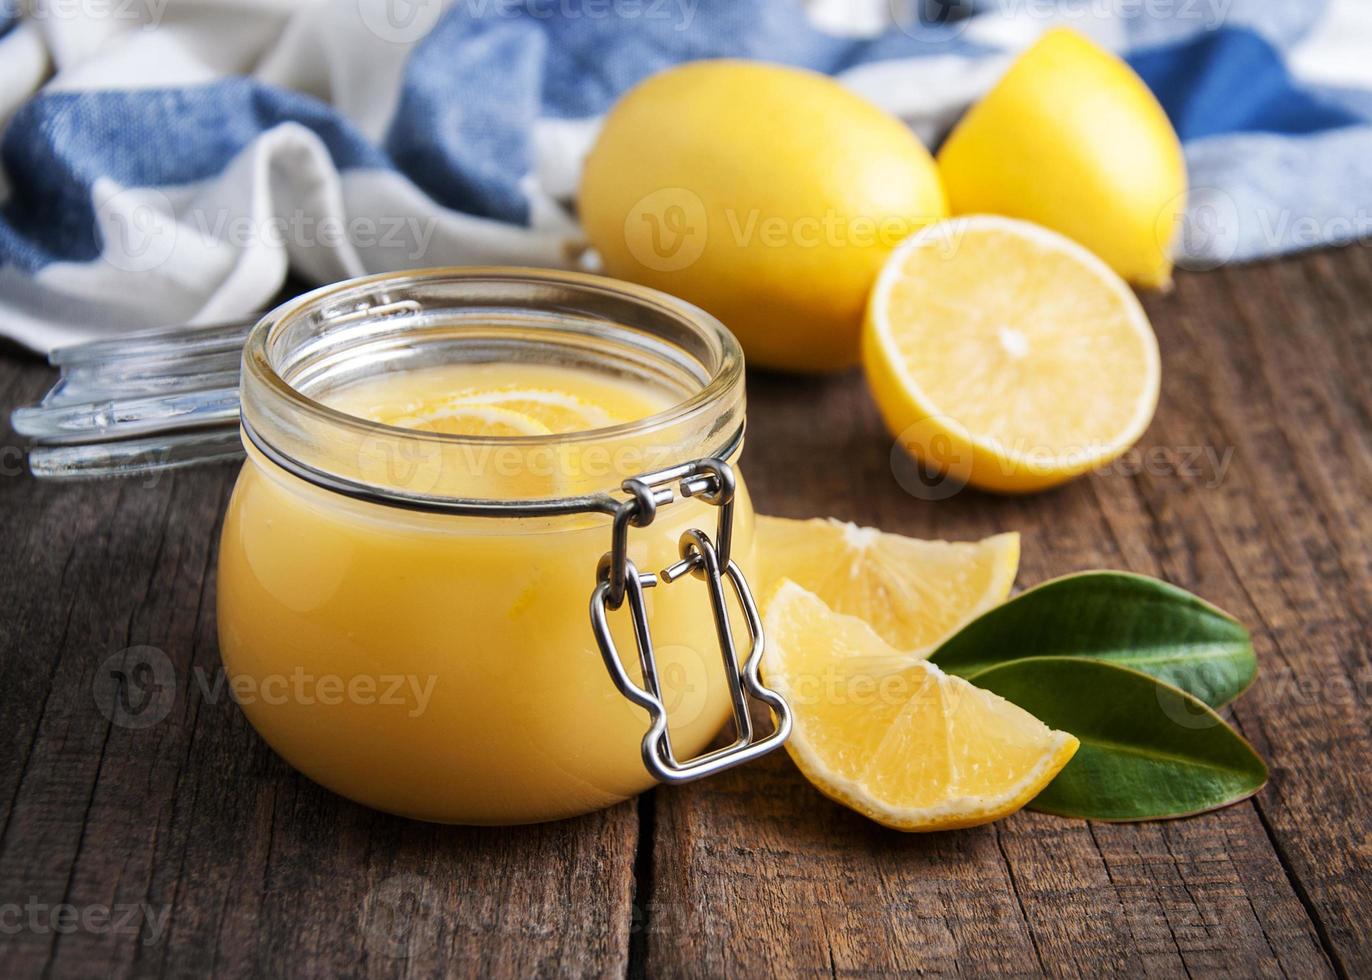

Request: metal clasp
left=589, top=457, right=792, bottom=785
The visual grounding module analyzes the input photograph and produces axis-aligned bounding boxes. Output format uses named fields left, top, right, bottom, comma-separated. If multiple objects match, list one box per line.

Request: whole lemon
left=937, top=28, right=1186, bottom=288
left=579, top=60, right=947, bottom=373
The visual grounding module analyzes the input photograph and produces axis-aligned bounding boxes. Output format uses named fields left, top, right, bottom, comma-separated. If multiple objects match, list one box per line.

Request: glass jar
left=217, top=268, right=789, bottom=825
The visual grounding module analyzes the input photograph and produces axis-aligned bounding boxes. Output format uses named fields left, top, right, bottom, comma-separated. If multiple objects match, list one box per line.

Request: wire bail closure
left=589, top=457, right=792, bottom=785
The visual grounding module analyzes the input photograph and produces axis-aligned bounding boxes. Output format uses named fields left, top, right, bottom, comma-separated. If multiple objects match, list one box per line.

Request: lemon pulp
left=755, top=516, right=1018, bottom=651
left=863, top=215, right=1160, bottom=492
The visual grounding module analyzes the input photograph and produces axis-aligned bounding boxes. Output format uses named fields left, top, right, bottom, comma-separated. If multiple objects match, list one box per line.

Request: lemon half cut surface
left=761, top=581, right=1079, bottom=831
left=863, top=215, right=1161, bottom=493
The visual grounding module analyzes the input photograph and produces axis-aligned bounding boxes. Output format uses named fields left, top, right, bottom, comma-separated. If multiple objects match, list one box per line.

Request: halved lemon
left=755, top=516, right=1018, bottom=651
left=862, top=215, right=1161, bottom=493
left=762, top=581, right=1078, bottom=831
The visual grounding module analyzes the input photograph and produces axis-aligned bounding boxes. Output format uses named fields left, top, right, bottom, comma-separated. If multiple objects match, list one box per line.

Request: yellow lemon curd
left=218, top=359, right=752, bottom=825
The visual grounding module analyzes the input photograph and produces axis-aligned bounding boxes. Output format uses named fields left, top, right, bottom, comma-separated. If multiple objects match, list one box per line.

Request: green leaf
left=929, top=571, right=1255, bottom=708
left=970, top=657, right=1268, bottom=821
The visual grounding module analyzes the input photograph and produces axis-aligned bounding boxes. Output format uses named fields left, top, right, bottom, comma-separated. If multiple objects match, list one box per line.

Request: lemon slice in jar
left=428, top=385, right=615, bottom=434
left=331, top=369, right=666, bottom=498
left=390, top=403, right=555, bottom=437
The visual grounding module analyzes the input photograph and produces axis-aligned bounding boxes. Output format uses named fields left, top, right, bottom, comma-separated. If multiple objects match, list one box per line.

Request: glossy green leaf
left=929, top=571, right=1255, bottom=708
left=970, top=657, right=1267, bottom=820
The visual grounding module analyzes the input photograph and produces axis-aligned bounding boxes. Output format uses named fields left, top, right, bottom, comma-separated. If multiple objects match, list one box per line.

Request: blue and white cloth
left=1, top=0, right=1370, bottom=350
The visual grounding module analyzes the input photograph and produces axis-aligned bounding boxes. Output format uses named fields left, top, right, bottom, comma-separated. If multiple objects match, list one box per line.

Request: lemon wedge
left=936, top=28, right=1186, bottom=288
left=762, top=581, right=1079, bottom=831
left=756, top=516, right=1017, bottom=651
left=862, top=215, right=1160, bottom=493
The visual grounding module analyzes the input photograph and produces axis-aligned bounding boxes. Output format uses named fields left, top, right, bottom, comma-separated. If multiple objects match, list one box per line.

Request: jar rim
left=244, top=266, right=743, bottom=449
left=239, top=267, right=747, bottom=513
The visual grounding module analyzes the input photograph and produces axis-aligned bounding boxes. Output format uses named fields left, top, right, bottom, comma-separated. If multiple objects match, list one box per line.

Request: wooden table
left=1, top=245, right=1369, bottom=978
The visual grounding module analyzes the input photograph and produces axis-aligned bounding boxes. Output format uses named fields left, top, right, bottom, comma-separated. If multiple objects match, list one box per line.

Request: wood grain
left=2, top=246, right=1371, bottom=977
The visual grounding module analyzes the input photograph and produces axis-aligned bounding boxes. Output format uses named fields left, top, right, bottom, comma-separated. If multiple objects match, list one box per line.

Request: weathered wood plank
left=1154, top=248, right=1372, bottom=975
